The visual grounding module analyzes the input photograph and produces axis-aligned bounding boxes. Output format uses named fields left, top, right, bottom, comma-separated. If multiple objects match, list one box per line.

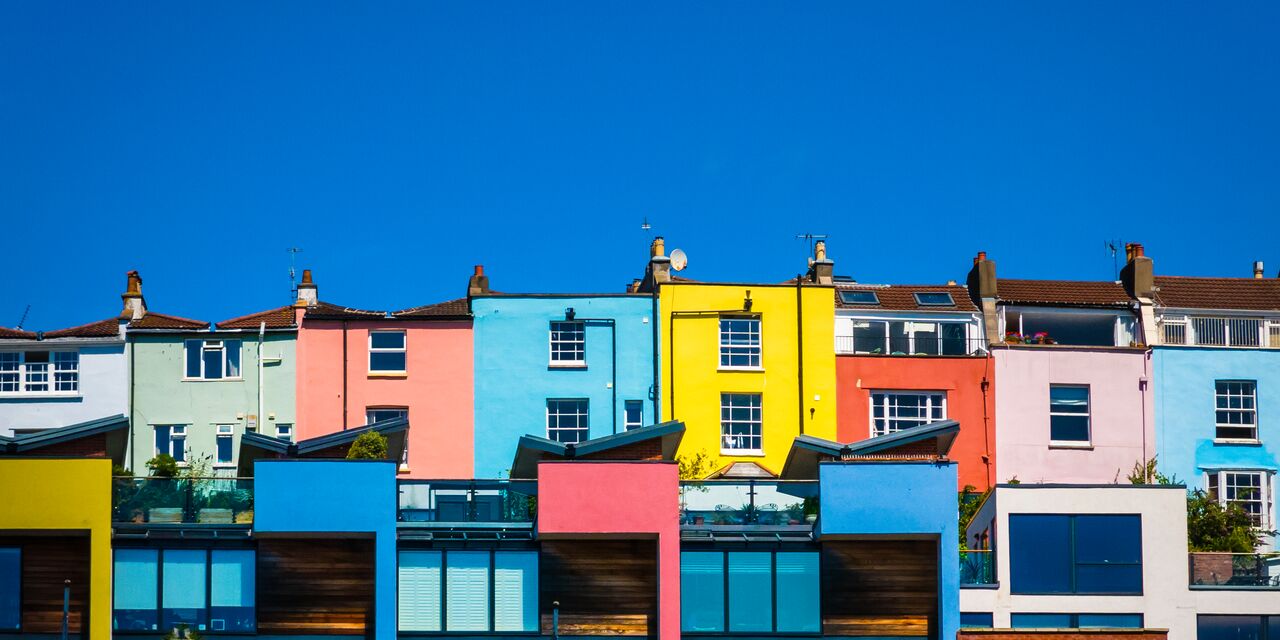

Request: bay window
left=0, top=350, right=79, bottom=394
left=398, top=550, right=538, bottom=633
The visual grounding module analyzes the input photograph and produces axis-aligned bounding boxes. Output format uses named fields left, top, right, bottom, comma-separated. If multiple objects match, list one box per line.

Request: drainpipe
left=796, top=275, right=805, bottom=435
left=257, top=321, right=265, bottom=434
left=651, top=288, right=661, bottom=421
left=342, top=320, right=349, bottom=428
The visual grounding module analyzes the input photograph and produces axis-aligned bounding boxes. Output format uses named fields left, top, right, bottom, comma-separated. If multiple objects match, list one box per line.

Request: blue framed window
left=680, top=550, right=819, bottom=634
left=1009, top=514, right=1142, bottom=595
left=1012, top=613, right=1142, bottom=629
left=0, top=548, right=18, bottom=631
left=1198, top=615, right=1280, bottom=640
left=113, top=549, right=255, bottom=632
left=397, top=550, right=538, bottom=633
left=960, top=612, right=993, bottom=629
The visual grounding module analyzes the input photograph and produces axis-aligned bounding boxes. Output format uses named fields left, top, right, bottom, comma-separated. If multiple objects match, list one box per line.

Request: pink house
left=293, top=270, right=474, bottom=479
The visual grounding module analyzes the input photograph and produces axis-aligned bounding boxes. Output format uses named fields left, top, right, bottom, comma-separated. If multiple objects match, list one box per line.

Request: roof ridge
left=215, top=305, right=293, bottom=325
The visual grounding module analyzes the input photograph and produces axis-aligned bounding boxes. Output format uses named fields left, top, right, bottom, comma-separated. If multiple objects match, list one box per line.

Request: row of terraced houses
left=2, top=239, right=1279, bottom=640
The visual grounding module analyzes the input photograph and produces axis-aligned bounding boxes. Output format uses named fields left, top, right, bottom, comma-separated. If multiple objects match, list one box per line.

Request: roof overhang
left=780, top=419, right=960, bottom=479
left=238, top=416, right=409, bottom=475
left=510, top=420, right=685, bottom=479
left=0, top=414, right=130, bottom=464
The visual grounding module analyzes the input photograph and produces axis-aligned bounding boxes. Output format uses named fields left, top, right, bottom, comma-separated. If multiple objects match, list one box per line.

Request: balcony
left=1162, top=316, right=1280, bottom=349
left=960, top=549, right=995, bottom=586
left=112, top=477, right=254, bottom=524
left=836, top=332, right=986, bottom=356
left=1189, top=552, right=1280, bottom=589
left=680, top=480, right=818, bottom=537
left=398, top=480, right=537, bottom=526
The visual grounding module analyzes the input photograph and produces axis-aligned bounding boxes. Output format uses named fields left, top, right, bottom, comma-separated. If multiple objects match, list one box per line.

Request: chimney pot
left=808, top=240, right=833, bottom=284
left=1254, top=261, right=1265, bottom=279
left=121, top=270, right=147, bottom=320
left=295, top=268, right=318, bottom=307
left=1131, top=243, right=1144, bottom=258
left=300, top=269, right=313, bottom=285
left=974, top=251, right=987, bottom=266
left=650, top=237, right=665, bottom=258
left=468, top=264, right=491, bottom=296
left=474, top=265, right=484, bottom=277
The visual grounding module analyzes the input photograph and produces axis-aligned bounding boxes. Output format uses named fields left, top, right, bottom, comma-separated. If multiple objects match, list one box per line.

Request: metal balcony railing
left=398, top=480, right=537, bottom=524
left=960, top=550, right=995, bottom=586
left=1189, top=552, right=1280, bottom=588
left=1162, top=316, right=1280, bottom=348
left=680, top=480, right=819, bottom=527
left=835, top=335, right=987, bottom=356
left=112, top=477, right=254, bottom=524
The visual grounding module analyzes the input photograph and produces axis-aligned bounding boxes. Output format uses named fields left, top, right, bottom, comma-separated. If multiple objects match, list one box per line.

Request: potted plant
left=1004, top=332, right=1024, bottom=344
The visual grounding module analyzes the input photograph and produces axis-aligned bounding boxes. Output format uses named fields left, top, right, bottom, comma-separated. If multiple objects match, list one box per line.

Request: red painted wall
left=537, top=461, right=680, bottom=640
left=836, top=355, right=995, bottom=490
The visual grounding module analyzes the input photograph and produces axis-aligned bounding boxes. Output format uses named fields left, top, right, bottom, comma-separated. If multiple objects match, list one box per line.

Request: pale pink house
left=969, top=254, right=1155, bottom=484
left=293, top=270, right=474, bottom=479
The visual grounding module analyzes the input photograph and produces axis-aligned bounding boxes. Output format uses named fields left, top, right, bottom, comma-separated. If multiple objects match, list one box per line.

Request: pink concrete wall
left=537, top=461, right=680, bottom=640
left=295, top=318, right=474, bottom=479
left=993, top=347, right=1153, bottom=484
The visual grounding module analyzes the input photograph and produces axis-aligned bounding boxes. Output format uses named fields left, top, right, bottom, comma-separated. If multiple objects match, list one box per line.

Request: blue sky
left=3, top=2, right=1278, bottom=329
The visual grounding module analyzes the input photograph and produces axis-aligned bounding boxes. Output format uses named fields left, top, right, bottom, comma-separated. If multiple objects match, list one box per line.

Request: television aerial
left=670, top=248, right=688, bottom=272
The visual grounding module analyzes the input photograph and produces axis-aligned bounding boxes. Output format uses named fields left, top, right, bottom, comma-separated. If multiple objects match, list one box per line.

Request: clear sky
left=3, top=2, right=1278, bottom=330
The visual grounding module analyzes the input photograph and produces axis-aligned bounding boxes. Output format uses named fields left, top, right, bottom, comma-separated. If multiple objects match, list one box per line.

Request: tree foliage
left=1187, top=489, right=1263, bottom=552
left=958, top=484, right=992, bottom=549
left=347, top=431, right=389, bottom=460
left=677, top=449, right=715, bottom=480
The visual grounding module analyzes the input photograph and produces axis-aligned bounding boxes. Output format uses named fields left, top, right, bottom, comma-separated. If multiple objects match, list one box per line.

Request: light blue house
left=471, top=286, right=655, bottom=478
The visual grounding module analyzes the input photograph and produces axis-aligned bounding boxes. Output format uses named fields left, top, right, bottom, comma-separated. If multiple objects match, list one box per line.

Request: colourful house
left=968, top=253, right=1154, bottom=484
left=293, top=269, right=474, bottom=478
left=125, top=272, right=297, bottom=474
left=642, top=238, right=838, bottom=476
left=471, top=266, right=655, bottom=477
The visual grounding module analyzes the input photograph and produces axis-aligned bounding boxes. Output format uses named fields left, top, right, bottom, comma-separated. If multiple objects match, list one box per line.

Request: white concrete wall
left=0, top=340, right=128, bottom=435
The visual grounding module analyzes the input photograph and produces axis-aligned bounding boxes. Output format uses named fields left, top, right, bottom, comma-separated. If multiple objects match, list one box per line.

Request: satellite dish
left=670, top=248, right=688, bottom=271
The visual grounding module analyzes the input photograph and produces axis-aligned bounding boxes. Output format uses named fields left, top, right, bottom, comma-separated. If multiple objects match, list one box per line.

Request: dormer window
left=839, top=290, right=880, bottom=305
left=913, top=292, right=955, bottom=306
left=0, top=351, right=79, bottom=395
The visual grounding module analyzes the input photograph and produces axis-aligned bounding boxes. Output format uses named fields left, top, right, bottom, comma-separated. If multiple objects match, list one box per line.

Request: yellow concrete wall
left=660, top=283, right=837, bottom=475
left=0, top=458, right=112, bottom=640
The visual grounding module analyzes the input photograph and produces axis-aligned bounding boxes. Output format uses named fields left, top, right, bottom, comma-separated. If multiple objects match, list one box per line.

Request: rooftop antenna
left=796, top=233, right=829, bottom=263
left=15, top=304, right=30, bottom=330
left=1104, top=240, right=1124, bottom=280
left=287, top=247, right=303, bottom=303
left=640, top=216, right=651, bottom=231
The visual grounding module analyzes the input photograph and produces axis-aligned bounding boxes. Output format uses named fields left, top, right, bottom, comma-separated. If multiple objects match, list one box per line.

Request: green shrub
left=146, top=454, right=180, bottom=478
left=347, top=431, right=389, bottom=460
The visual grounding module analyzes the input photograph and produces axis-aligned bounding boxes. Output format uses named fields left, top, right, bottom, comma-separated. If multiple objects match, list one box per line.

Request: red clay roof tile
left=835, top=284, right=978, bottom=312
left=216, top=306, right=296, bottom=329
left=1153, top=276, right=1280, bottom=312
left=43, top=318, right=121, bottom=338
left=996, top=279, right=1132, bottom=307
left=129, top=312, right=211, bottom=330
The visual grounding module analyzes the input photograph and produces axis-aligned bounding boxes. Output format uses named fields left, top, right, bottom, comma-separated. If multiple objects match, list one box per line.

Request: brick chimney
left=468, top=265, right=490, bottom=297
left=1121, top=243, right=1154, bottom=298
left=648, top=237, right=671, bottom=286
left=295, top=269, right=318, bottom=307
left=966, top=252, right=1000, bottom=344
left=120, top=270, right=146, bottom=320
left=1254, top=261, right=1265, bottom=279
left=807, top=240, right=834, bottom=285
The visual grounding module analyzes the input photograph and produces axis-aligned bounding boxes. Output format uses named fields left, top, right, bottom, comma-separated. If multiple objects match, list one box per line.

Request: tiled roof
left=44, top=318, right=121, bottom=338
left=997, top=279, right=1133, bottom=307
left=129, top=312, right=211, bottom=330
left=302, top=301, right=391, bottom=320
left=393, top=298, right=470, bottom=318
left=834, top=283, right=978, bottom=312
left=0, top=327, right=36, bottom=339
left=303, top=298, right=471, bottom=321
left=216, top=306, right=296, bottom=329
left=1153, top=276, right=1280, bottom=312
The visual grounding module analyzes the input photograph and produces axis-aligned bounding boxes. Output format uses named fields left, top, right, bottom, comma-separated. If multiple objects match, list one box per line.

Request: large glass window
left=0, top=548, right=18, bottom=631
left=0, top=351, right=78, bottom=394
left=848, top=320, right=971, bottom=355
left=1009, top=514, right=1142, bottom=595
left=114, top=549, right=253, bottom=632
left=720, top=317, right=761, bottom=368
left=870, top=391, right=946, bottom=436
left=1215, top=380, right=1258, bottom=440
left=546, top=399, right=589, bottom=444
left=680, top=550, right=819, bottom=634
left=369, top=331, right=407, bottom=372
left=398, top=550, right=538, bottom=633
left=721, top=393, right=763, bottom=452
left=549, top=321, right=586, bottom=365
left=1012, top=613, right=1142, bottom=629
left=1049, top=385, right=1090, bottom=443
left=184, top=340, right=241, bottom=380
left=1197, top=615, right=1280, bottom=640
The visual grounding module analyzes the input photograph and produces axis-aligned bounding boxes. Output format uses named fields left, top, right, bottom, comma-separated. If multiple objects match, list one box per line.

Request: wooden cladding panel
left=0, top=535, right=91, bottom=635
left=822, top=540, right=938, bottom=639
left=540, top=540, right=657, bottom=638
left=257, top=538, right=375, bottom=636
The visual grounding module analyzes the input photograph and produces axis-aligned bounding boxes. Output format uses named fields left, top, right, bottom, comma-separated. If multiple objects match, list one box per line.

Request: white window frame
left=275, top=424, right=294, bottom=441
left=183, top=339, right=242, bottom=380
left=546, top=398, right=589, bottom=444
left=623, top=400, right=644, bottom=431
left=155, top=425, right=188, bottom=464
left=1207, top=470, right=1273, bottom=530
left=720, top=393, right=763, bottom=454
left=215, top=424, right=235, bottom=466
left=1214, top=380, right=1258, bottom=442
left=0, top=350, right=79, bottom=396
left=869, top=391, right=947, bottom=437
left=549, top=321, right=586, bottom=367
left=366, top=407, right=409, bottom=424
left=847, top=319, right=973, bottom=356
left=368, top=330, right=407, bottom=373
left=1048, top=384, right=1092, bottom=446
left=719, top=316, right=762, bottom=370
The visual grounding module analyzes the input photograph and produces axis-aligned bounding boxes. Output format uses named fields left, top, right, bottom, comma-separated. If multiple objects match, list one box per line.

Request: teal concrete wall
left=128, top=331, right=296, bottom=473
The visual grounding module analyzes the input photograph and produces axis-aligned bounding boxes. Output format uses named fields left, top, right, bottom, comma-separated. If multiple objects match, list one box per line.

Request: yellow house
left=642, top=239, right=837, bottom=475
left=0, top=457, right=112, bottom=640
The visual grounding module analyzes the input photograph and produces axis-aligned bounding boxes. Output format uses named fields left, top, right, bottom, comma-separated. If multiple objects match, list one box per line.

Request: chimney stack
left=808, top=240, right=833, bottom=285
left=967, top=252, right=1000, bottom=344
left=295, top=269, right=318, bottom=307
left=1254, top=261, right=1265, bottom=279
left=648, top=237, right=671, bottom=286
left=1121, top=243, right=1154, bottom=299
left=468, top=265, right=490, bottom=297
left=120, top=270, right=146, bottom=320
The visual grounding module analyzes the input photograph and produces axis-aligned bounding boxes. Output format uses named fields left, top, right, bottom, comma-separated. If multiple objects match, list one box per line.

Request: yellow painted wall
left=660, top=283, right=837, bottom=475
left=0, top=458, right=112, bottom=640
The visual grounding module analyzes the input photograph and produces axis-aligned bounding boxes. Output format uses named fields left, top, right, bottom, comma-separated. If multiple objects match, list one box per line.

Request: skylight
left=839, top=290, right=880, bottom=305
left=914, top=292, right=955, bottom=306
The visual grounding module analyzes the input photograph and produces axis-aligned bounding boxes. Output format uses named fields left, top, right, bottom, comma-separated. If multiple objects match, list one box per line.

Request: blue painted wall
left=254, top=460, right=398, bottom=640
left=1153, top=347, right=1279, bottom=547
left=818, top=461, right=959, bottom=640
left=472, top=295, right=655, bottom=477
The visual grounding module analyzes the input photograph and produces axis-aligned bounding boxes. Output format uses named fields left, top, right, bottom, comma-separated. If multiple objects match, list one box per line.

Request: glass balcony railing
left=680, top=480, right=819, bottom=527
left=960, top=550, right=995, bottom=586
left=112, top=477, right=254, bottom=524
left=1190, top=552, right=1280, bottom=588
left=398, top=480, right=537, bottom=524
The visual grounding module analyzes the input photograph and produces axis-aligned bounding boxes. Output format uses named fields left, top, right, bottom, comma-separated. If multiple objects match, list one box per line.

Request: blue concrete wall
left=254, top=460, right=397, bottom=640
left=819, top=461, right=959, bottom=640
left=1153, top=347, right=1279, bottom=547
left=472, top=295, right=655, bottom=477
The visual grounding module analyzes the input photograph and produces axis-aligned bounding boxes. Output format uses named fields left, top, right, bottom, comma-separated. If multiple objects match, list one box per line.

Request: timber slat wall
left=0, top=535, right=90, bottom=635
left=539, top=540, right=657, bottom=638
left=257, top=538, right=375, bottom=636
left=822, top=540, right=938, bottom=639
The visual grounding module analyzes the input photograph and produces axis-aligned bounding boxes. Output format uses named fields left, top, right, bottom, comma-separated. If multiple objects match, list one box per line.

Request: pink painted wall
left=993, top=346, right=1154, bottom=484
left=295, top=317, right=474, bottom=479
left=537, top=461, right=679, bottom=640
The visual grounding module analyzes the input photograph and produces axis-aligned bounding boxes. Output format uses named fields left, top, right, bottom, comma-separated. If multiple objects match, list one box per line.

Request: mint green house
left=123, top=273, right=298, bottom=475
